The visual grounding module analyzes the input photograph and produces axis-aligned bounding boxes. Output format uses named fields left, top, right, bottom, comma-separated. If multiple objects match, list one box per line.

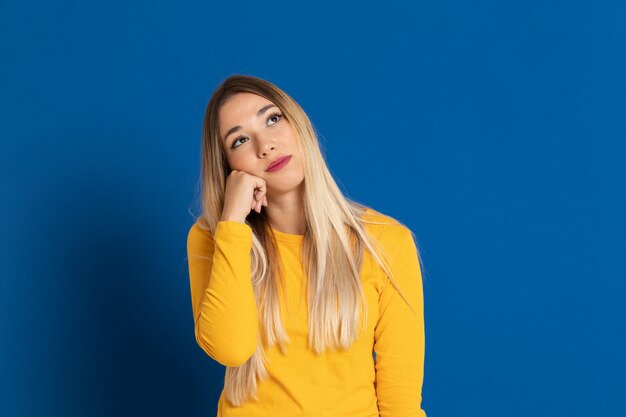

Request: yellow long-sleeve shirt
left=187, top=208, right=427, bottom=417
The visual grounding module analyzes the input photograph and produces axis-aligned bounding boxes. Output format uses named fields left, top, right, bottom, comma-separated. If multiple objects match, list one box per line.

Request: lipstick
left=266, top=155, right=292, bottom=172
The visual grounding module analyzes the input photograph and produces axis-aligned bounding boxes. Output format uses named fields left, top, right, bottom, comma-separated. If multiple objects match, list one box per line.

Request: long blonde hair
left=194, top=74, right=422, bottom=406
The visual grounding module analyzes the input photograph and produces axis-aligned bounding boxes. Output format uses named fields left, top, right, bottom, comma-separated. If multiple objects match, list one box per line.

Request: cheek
left=226, top=154, right=242, bottom=170
left=228, top=152, right=256, bottom=171
left=284, top=130, right=300, bottom=151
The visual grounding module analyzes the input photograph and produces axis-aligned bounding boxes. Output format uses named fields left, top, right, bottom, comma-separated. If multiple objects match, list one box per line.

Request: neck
left=264, top=185, right=306, bottom=235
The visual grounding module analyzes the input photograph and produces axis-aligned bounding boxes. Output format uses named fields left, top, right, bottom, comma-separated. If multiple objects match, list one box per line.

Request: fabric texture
left=187, top=208, right=427, bottom=417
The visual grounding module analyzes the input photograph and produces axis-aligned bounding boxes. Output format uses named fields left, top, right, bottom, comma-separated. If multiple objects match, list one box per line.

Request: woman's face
left=218, top=92, right=305, bottom=196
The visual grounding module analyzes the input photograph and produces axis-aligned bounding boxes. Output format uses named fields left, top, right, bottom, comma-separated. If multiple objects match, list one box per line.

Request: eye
left=231, top=135, right=248, bottom=149
left=267, top=111, right=283, bottom=126
left=230, top=112, right=283, bottom=150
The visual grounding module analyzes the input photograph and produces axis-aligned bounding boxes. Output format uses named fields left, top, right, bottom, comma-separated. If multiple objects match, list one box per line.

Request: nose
left=257, top=133, right=277, bottom=157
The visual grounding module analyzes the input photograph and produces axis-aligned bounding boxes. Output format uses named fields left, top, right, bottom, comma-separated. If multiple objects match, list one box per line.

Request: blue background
left=1, top=1, right=625, bottom=416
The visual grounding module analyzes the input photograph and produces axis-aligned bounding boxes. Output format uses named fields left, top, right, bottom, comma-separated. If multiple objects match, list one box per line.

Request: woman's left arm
left=374, top=225, right=427, bottom=417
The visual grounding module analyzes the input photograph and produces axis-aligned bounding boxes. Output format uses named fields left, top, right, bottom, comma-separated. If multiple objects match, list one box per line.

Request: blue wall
left=1, top=1, right=625, bottom=416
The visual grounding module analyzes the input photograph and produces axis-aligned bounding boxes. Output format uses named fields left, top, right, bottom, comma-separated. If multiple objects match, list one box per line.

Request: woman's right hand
left=220, top=170, right=268, bottom=223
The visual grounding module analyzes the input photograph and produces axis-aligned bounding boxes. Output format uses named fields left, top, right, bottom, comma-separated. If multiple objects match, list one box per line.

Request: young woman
left=187, top=74, right=427, bottom=416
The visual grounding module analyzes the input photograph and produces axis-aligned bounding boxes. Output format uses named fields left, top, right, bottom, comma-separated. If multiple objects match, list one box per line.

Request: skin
left=218, top=92, right=307, bottom=235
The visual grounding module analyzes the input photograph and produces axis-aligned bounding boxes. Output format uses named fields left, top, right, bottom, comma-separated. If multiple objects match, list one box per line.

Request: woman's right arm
left=187, top=220, right=259, bottom=367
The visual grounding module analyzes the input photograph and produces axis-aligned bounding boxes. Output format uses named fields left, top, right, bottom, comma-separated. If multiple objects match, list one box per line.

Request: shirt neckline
left=271, top=227, right=304, bottom=244
left=269, top=207, right=374, bottom=244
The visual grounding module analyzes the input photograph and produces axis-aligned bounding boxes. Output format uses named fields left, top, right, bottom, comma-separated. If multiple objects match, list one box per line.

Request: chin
left=267, top=178, right=305, bottom=195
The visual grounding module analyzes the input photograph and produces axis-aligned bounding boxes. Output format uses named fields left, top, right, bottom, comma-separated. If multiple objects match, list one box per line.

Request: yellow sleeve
left=187, top=220, right=259, bottom=367
left=374, top=225, right=427, bottom=417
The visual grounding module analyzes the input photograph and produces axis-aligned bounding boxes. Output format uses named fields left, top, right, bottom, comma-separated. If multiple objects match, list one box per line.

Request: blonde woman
left=187, top=74, right=427, bottom=416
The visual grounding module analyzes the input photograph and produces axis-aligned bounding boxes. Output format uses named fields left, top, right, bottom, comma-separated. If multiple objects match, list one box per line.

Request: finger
left=263, top=196, right=268, bottom=207
left=253, top=177, right=267, bottom=195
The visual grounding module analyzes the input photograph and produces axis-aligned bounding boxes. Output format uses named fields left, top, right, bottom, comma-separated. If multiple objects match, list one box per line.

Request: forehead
left=218, top=93, right=274, bottom=127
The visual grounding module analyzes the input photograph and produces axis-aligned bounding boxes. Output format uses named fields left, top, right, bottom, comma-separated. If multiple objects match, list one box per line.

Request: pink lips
left=266, top=155, right=292, bottom=172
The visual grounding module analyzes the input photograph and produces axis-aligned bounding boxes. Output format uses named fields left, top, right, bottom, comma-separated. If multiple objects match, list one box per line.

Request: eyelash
left=231, top=112, right=283, bottom=149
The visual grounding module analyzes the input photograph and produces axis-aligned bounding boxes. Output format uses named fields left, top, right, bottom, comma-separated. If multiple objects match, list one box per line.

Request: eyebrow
left=222, top=104, right=278, bottom=144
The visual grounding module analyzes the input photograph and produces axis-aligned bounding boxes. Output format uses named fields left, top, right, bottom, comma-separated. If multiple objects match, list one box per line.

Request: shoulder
left=187, top=220, right=214, bottom=252
left=360, top=208, right=416, bottom=257
left=361, top=208, right=417, bottom=260
left=187, top=219, right=254, bottom=253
